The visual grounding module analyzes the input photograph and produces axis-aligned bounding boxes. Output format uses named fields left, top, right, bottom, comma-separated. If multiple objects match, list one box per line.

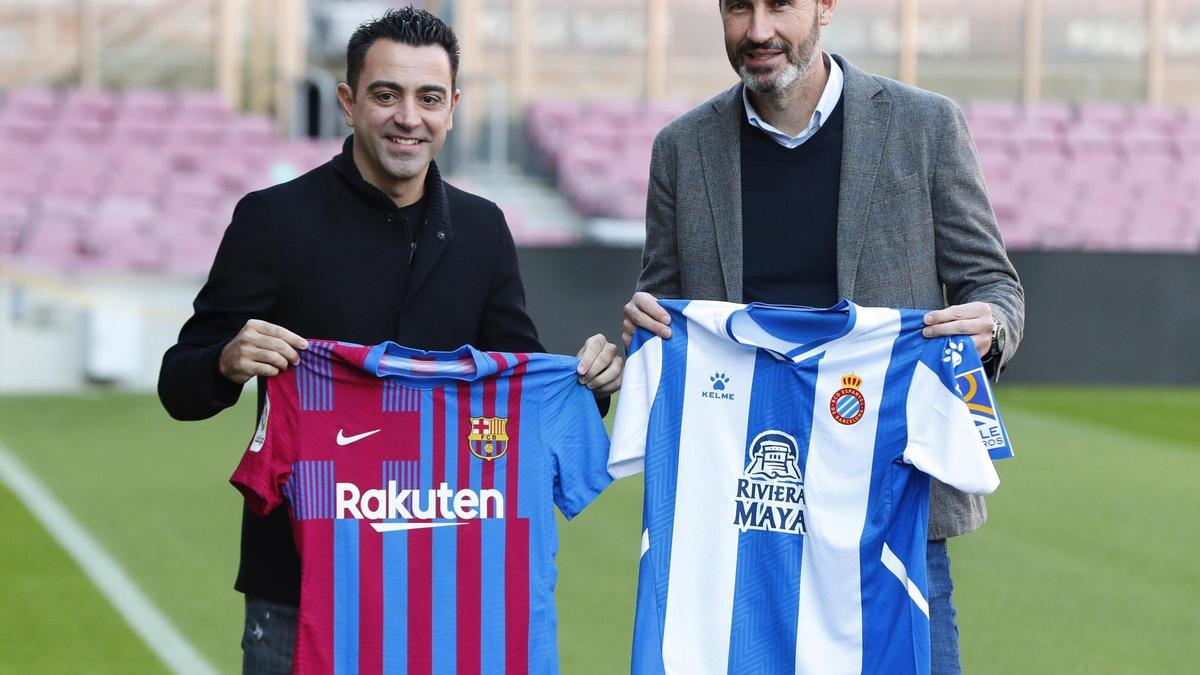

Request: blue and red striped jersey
left=231, top=340, right=613, bottom=675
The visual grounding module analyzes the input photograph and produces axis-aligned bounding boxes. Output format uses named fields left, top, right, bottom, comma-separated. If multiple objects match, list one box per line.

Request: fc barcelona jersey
left=231, top=341, right=613, bottom=675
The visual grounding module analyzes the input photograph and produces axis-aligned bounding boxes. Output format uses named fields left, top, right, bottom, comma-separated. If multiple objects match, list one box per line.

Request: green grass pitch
left=1, top=387, right=1197, bottom=673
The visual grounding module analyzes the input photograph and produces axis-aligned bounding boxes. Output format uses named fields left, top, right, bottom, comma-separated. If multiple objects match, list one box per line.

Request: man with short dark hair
left=622, top=1, right=1023, bottom=672
left=159, top=7, right=621, bottom=673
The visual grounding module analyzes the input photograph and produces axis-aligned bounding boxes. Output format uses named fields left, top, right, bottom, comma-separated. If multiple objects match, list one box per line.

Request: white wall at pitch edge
left=0, top=273, right=202, bottom=393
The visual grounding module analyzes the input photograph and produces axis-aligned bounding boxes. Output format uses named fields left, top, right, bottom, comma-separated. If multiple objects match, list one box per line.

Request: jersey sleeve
left=229, top=376, right=298, bottom=517
left=902, top=336, right=1012, bottom=496
left=540, top=365, right=614, bottom=520
left=608, top=330, right=664, bottom=479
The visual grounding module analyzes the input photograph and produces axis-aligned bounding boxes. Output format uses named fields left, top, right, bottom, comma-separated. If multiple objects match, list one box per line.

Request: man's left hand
left=923, top=302, right=993, bottom=357
left=576, top=333, right=623, bottom=398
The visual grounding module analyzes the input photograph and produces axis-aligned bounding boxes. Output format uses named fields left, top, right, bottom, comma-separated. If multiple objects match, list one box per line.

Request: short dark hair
left=345, top=5, right=461, bottom=93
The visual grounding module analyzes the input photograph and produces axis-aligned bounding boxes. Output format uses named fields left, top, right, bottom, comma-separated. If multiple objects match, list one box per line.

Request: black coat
left=159, top=136, right=544, bottom=603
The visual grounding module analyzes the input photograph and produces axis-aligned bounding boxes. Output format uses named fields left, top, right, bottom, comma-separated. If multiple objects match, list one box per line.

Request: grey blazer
left=636, top=54, right=1025, bottom=539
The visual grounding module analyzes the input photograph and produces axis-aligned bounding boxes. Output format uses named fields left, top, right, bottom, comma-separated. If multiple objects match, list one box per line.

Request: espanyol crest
left=468, top=416, right=509, bottom=461
left=830, top=373, right=866, bottom=425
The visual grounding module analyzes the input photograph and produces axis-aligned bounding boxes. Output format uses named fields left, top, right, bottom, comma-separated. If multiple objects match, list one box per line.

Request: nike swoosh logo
left=371, top=522, right=466, bottom=533
left=336, top=428, right=381, bottom=446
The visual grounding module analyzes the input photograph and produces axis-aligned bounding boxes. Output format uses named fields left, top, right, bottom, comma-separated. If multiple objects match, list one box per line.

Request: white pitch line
left=0, top=442, right=219, bottom=675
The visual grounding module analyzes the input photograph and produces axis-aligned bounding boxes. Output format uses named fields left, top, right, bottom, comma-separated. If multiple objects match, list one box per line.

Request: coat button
left=435, top=230, right=447, bottom=240
left=385, top=215, right=393, bottom=223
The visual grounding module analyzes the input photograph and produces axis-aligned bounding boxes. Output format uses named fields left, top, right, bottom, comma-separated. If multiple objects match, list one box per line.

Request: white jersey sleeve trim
left=903, top=361, right=1000, bottom=496
left=609, top=336, right=664, bottom=479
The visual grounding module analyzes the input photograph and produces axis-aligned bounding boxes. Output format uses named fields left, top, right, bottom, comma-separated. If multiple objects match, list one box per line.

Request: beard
left=733, top=13, right=821, bottom=97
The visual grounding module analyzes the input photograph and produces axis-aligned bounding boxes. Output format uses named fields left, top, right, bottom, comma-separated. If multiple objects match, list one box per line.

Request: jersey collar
left=724, top=300, right=858, bottom=362
left=363, top=342, right=499, bottom=383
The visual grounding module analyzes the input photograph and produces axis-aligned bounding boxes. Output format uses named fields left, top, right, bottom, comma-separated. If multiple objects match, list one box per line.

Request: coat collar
left=698, top=84, right=745, bottom=303
left=331, top=134, right=455, bottom=302
left=831, top=54, right=890, bottom=301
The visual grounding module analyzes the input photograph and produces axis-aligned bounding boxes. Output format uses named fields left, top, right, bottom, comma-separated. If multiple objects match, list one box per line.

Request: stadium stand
left=0, top=87, right=348, bottom=276
left=0, top=87, right=566, bottom=275
left=966, top=101, right=1200, bottom=252
left=3, top=87, right=1197, bottom=272
left=528, top=99, right=694, bottom=222
left=528, top=98, right=1200, bottom=253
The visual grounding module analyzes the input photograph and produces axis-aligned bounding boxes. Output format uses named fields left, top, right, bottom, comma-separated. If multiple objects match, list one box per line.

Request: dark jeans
left=242, top=595, right=297, bottom=675
left=928, top=539, right=963, bottom=675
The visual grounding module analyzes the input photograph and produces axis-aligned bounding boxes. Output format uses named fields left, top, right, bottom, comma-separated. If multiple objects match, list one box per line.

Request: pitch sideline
left=0, top=441, right=219, bottom=675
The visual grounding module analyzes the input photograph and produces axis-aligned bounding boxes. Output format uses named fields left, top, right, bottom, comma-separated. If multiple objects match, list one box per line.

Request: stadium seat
left=1012, top=122, right=1065, bottom=160
left=1065, top=125, right=1121, bottom=160
left=0, top=117, right=51, bottom=144
left=62, top=89, right=118, bottom=122
left=7, top=86, right=1200, bottom=270
left=0, top=87, right=379, bottom=273
left=1024, top=102, right=1073, bottom=131
left=1121, top=127, right=1177, bottom=159
left=1076, top=102, right=1131, bottom=130
left=227, top=114, right=278, bottom=146
left=119, top=89, right=174, bottom=118
left=1131, top=104, right=1182, bottom=132
left=966, top=101, right=1021, bottom=130
left=176, top=90, right=232, bottom=122
left=2, top=88, right=58, bottom=120
left=526, top=96, right=1200, bottom=253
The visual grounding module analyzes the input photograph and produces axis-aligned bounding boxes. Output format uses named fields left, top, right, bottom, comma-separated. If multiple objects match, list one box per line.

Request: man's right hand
left=622, top=291, right=673, bottom=350
left=219, top=320, right=309, bottom=384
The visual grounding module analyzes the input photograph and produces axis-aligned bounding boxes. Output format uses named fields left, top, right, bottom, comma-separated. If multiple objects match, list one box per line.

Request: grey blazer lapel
left=835, top=55, right=891, bottom=300
left=698, top=84, right=745, bottom=303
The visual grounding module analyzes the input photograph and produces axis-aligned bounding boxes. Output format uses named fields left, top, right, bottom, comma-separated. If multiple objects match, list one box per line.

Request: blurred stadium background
left=0, top=0, right=1197, bottom=673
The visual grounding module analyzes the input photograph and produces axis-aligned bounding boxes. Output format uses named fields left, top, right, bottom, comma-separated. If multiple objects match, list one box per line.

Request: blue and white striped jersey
left=609, top=300, right=1012, bottom=675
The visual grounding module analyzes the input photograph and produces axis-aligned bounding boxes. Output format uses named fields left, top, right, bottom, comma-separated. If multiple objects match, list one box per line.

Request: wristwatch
left=986, top=316, right=1006, bottom=363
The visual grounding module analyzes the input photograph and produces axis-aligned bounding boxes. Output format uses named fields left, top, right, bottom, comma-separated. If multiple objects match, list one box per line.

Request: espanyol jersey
left=609, top=300, right=1012, bottom=675
left=231, top=341, right=612, bottom=675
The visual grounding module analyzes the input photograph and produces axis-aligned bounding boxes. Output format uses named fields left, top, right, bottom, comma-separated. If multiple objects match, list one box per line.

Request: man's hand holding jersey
left=922, top=302, right=995, bottom=357
left=576, top=333, right=623, bottom=398
left=219, top=319, right=309, bottom=384
left=622, top=291, right=673, bottom=349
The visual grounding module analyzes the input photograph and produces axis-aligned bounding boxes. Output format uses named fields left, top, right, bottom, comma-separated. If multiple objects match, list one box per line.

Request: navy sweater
left=740, top=94, right=845, bottom=308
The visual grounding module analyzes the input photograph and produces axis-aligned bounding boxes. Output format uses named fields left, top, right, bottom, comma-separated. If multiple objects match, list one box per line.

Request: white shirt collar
left=743, top=53, right=844, bottom=149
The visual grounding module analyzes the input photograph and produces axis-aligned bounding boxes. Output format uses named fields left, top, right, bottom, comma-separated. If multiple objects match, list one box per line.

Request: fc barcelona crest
left=468, top=417, right=509, bottom=461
